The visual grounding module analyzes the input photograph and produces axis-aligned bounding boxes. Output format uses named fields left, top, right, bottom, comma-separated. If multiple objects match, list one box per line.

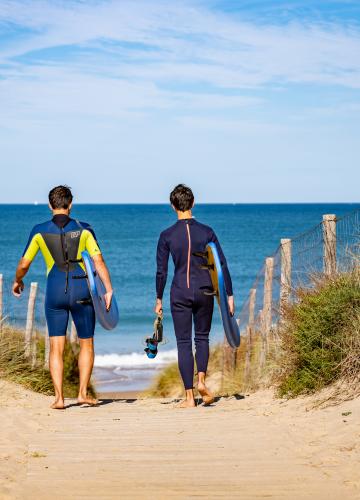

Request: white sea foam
left=94, top=349, right=178, bottom=370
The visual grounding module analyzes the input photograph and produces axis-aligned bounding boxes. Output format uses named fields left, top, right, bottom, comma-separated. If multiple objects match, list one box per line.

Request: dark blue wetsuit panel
left=45, top=266, right=95, bottom=339
left=156, top=218, right=233, bottom=389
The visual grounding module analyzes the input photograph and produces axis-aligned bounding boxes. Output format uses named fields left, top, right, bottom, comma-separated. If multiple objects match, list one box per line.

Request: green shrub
left=277, top=272, right=360, bottom=397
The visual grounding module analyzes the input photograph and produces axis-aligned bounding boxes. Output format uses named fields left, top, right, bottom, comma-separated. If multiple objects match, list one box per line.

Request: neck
left=177, top=210, right=192, bottom=220
left=52, top=209, right=70, bottom=216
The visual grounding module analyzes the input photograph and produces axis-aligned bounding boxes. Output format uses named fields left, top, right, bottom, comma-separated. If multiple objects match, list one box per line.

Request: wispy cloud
left=1, top=0, right=360, bottom=119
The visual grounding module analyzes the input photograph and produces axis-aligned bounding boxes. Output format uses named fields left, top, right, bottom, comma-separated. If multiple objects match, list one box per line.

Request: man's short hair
left=48, top=185, right=73, bottom=210
left=170, top=184, right=194, bottom=212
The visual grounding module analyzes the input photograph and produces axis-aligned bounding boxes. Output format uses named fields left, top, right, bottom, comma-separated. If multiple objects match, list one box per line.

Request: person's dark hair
left=170, top=184, right=194, bottom=212
left=48, top=185, right=73, bottom=210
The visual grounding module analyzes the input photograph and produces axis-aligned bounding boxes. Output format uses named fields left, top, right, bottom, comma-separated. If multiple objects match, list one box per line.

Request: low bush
left=276, top=272, right=360, bottom=397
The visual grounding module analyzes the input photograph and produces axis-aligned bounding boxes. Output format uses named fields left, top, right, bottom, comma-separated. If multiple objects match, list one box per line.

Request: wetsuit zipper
left=60, top=228, right=70, bottom=294
left=186, top=221, right=191, bottom=289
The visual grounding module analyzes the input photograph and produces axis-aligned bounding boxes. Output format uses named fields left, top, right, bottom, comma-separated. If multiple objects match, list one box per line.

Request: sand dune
left=0, top=379, right=359, bottom=499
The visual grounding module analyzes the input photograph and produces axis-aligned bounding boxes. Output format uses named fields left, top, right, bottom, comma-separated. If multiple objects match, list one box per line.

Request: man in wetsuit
left=13, top=185, right=113, bottom=409
left=155, top=184, right=234, bottom=408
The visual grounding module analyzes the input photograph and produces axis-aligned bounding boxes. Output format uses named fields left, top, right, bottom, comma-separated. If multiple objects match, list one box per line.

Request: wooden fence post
left=69, top=320, right=78, bottom=353
left=263, top=257, right=274, bottom=337
left=25, top=282, right=38, bottom=358
left=244, top=288, right=256, bottom=383
left=0, top=274, right=3, bottom=332
left=260, top=257, right=274, bottom=368
left=70, top=320, right=77, bottom=343
left=259, top=309, right=266, bottom=369
left=44, top=325, right=50, bottom=370
left=280, top=239, right=292, bottom=315
left=31, top=322, right=37, bottom=368
left=323, top=214, right=337, bottom=275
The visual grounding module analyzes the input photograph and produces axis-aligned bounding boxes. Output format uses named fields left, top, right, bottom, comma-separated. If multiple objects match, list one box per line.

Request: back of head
left=170, top=184, right=194, bottom=212
left=49, top=185, right=73, bottom=210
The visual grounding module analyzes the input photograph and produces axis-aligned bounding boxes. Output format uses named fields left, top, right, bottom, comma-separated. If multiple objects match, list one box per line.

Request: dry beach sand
left=0, top=379, right=359, bottom=499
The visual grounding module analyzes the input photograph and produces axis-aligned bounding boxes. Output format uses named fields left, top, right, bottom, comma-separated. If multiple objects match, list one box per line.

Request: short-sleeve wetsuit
left=156, top=218, right=233, bottom=389
left=22, top=214, right=101, bottom=339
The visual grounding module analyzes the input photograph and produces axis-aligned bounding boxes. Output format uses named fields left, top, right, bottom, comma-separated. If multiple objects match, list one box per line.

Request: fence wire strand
left=237, top=210, right=360, bottom=337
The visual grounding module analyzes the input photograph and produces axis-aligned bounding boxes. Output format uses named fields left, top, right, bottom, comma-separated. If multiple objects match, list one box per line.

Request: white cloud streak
left=1, top=1, right=360, bottom=89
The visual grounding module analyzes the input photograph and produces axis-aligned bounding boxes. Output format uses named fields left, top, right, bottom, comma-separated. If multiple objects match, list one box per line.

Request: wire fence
left=232, top=210, right=360, bottom=384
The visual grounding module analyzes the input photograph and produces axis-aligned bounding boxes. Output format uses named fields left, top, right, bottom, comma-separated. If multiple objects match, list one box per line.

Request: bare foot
left=50, top=399, right=65, bottom=410
left=77, top=396, right=98, bottom=406
left=198, top=383, right=215, bottom=406
left=176, top=399, right=196, bottom=408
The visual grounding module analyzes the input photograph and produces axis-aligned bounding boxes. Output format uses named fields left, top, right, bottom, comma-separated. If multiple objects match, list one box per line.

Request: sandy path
left=1, top=380, right=359, bottom=499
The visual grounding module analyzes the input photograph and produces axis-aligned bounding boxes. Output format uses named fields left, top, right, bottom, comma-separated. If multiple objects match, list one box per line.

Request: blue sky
left=0, top=0, right=359, bottom=203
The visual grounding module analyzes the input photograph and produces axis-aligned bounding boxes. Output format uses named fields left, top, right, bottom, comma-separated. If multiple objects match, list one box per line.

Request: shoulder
left=159, top=222, right=177, bottom=240
left=70, top=219, right=93, bottom=231
left=193, top=220, right=214, bottom=235
left=29, top=220, right=54, bottom=236
left=71, top=219, right=96, bottom=236
left=77, top=220, right=92, bottom=230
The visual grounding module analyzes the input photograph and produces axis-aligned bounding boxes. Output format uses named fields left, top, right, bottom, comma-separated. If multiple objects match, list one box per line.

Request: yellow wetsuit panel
left=77, top=230, right=102, bottom=271
left=23, top=233, right=55, bottom=275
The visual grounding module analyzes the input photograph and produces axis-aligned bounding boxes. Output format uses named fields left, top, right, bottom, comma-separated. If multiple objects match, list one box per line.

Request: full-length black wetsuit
left=156, top=218, right=233, bottom=389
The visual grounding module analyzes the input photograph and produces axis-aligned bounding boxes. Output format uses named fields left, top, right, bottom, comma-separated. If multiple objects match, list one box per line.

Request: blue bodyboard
left=81, top=251, right=119, bottom=330
left=206, top=242, right=240, bottom=348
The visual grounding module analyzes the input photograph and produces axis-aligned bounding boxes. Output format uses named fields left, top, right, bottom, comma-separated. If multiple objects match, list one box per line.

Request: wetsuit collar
left=52, top=214, right=71, bottom=228
left=176, top=217, right=195, bottom=223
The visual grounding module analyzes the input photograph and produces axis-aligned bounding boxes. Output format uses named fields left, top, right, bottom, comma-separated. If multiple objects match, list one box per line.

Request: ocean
left=1, top=203, right=358, bottom=392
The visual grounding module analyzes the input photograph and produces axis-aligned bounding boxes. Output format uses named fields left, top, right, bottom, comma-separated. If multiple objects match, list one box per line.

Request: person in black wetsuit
left=12, top=186, right=114, bottom=409
left=155, top=184, right=234, bottom=408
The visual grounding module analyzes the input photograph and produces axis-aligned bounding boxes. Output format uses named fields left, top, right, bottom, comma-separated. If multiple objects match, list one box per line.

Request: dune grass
left=276, top=271, right=360, bottom=398
left=0, top=325, right=95, bottom=397
left=146, top=345, right=224, bottom=397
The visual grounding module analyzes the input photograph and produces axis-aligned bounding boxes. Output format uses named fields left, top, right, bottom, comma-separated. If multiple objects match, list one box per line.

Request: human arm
left=84, top=228, right=113, bottom=311
left=92, top=254, right=113, bottom=311
left=13, top=229, right=39, bottom=297
left=154, top=232, right=170, bottom=314
left=210, top=230, right=235, bottom=316
left=12, top=258, right=32, bottom=297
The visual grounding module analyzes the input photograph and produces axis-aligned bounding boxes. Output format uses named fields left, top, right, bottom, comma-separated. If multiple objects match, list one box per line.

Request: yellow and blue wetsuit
left=22, top=214, right=101, bottom=338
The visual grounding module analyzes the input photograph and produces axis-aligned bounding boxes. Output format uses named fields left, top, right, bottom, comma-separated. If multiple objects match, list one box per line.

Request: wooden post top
left=323, top=214, right=336, bottom=221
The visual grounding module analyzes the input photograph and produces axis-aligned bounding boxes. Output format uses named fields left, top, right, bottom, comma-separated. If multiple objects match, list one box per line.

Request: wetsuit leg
left=70, top=301, right=95, bottom=339
left=69, top=267, right=95, bottom=339
left=171, top=291, right=194, bottom=390
left=45, top=268, right=69, bottom=337
left=193, top=290, right=214, bottom=374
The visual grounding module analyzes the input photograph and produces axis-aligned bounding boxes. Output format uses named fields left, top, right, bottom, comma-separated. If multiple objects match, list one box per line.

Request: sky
left=0, top=0, right=359, bottom=203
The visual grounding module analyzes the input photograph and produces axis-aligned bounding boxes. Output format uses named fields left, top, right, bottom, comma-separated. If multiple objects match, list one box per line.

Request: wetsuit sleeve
left=156, top=232, right=170, bottom=300
left=84, top=230, right=101, bottom=257
left=210, top=230, right=233, bottom=296
left=22, top=229, right=40, bottom=262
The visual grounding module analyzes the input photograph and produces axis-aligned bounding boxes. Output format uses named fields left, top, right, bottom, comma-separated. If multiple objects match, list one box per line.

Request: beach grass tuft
left=0, top=325, right=95, bottom=397
left=276, top=271, right=360, bottom=398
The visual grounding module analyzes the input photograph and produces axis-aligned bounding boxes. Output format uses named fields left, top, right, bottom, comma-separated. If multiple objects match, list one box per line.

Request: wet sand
left=1, top=379, right=359, bottom=499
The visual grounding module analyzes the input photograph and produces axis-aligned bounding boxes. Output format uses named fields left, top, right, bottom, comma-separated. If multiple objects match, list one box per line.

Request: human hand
left=104, top=290, right=113, bottom=311
left=154, top=299, right=163, bottom=315
left=12, top=280, right=24, bottom=297
left=228, top=296, right=235, bottom=316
